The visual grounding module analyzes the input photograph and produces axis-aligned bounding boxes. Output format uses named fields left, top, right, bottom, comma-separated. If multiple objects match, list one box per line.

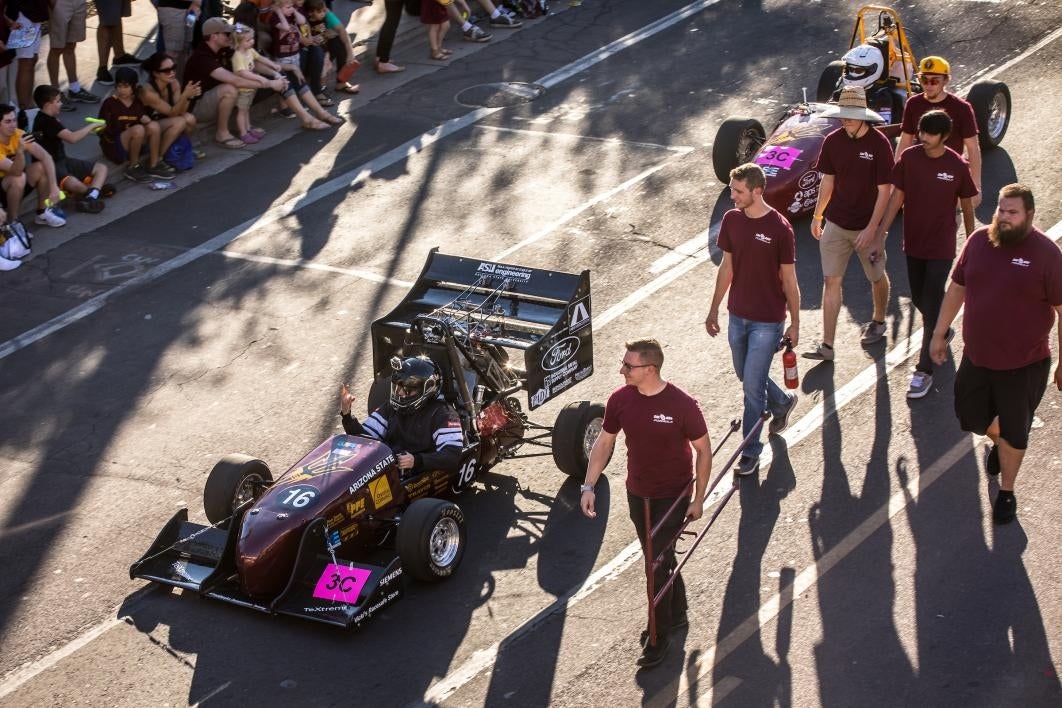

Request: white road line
left=217, top=252, right=414, bottom=288
left=474, top=124, right=693, bottom=153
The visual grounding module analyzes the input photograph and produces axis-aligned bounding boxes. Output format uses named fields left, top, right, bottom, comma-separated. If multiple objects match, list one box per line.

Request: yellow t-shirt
left=0, top=129, right=23, bottom=178
left=232, top=48, right=263, bottom=74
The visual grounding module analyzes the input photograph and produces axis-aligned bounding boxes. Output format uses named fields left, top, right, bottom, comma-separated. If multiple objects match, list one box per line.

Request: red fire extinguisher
left=780, top=336, right=799, bottom=389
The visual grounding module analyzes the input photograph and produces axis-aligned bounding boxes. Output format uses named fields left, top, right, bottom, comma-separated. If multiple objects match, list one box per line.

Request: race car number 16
left=278, top=484, right=319, bottom=509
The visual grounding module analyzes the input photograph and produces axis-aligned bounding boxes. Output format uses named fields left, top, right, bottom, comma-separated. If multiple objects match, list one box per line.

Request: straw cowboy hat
left=821, top=85, right=884, bottom=122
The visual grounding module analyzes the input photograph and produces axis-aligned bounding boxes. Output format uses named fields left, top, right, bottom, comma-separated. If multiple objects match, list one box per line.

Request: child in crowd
left=97, top=67, right=175, bottom=182
left=231, top=24, right=270, bottom=143
left=268, top=0, right=342, bottom=127
left=31, top=85, right=113, bottom=213
left=422, top=0, right=451, bottom=61
left=303, top=0, right=359, bottom=102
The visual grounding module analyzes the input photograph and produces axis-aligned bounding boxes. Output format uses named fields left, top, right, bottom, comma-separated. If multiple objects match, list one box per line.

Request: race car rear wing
left=371, top=249, right=593, bottom=411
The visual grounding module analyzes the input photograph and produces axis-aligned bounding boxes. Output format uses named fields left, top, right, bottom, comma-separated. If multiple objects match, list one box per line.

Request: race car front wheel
left=397, top=498, right=467, bottom=582
left=712, top=118, right=766, bottom=185
left=966, top=80, right=1011, bottom=150
left=552, top=401, right=607, bottom=479
left=203, top=454, right=273, bottom=526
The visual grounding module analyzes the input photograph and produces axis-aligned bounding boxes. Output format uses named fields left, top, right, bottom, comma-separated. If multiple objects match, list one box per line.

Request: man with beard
left=896, top=56, right=982, bottom=207
left=930, top=184, right=1062, bottom=524
left=706, top=162, right=800, bottom=475
left=803, top=85, right=894, bottom=362
left=878, top=110, right=978, bottom=398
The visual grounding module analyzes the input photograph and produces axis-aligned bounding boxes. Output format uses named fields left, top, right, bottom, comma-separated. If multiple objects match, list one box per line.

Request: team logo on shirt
left=1011, top=257, right=1030, bottom=267
left=859, top=151, right=874, bottom=160
left=755, top=233, right=772, bottom=244
left=936, top=172, right=955, bottom=182
left=652, top=413, right=674, bottom=424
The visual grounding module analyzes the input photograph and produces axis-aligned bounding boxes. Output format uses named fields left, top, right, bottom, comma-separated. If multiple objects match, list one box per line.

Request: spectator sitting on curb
left=0, top=103, right=66, bottom=227
left=302, top=0, right=359, bottom=102
left=139, top=52, right=206, bottom=159
left=266, top=0, right=342, bottom=128
left=97, top=67, right=177, bottom=182
left=183, top=17, right=290, bottom=149
left=46, top=0, right=100, bottom=107
left=31, top=85, right=111, bottom=213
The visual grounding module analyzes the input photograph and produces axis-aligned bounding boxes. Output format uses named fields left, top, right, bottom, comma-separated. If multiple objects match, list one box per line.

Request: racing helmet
left=842, top=44, right=885, bottom=89
left=389, top=356, right=442, bottom=413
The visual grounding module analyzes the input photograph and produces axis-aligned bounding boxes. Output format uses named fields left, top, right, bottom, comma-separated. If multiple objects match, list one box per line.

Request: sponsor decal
left=354, top=590, right=401, bottom=624
left=531, top=387, right=549, bottom=408
left=542, top=336, right=580, bottom=371
left=312, top=563, right=371, bottom=604
left=274, top=484, right=320, bottom=510
left=446, top=419, right=462, bottom=428
left=346, top=498, right=366, bottom=517
left=1011, top=257, right=1030, bottom=267
left=761, top=165, right=780, bottom=178
left=568, top=297, right=591, bottom=333
left=755, top=233, right=772, bottom=244
left=653, top=413, right=674, bottom=424
left=380, top=568, right=403, bottom=585
left=171, top=560, right=191, bottom=581
left=348, top=455, right=393, bottom=494
left=574, top=364, right=593, bottom=382
left=936, top=171, right=955, bottom=182
left=339, top=523, right=359, bottom=542
left=755, top=146, right=803, bottom=170
left=546, top=360, right=578, bottom=385
left=788, top=200, right=801, bottom=214
left=327, top=512, right=345, bottom=528
left=798, top=170, right=820, bottom=189
left=334, top=438, right=360, bottom=452
left=327, top=529, right=341, bottom=550
left=552, top=376, right=575, bottom=395
left=404, top=474, right=432, bottom=499
left=859, top=151, right=874, bottom=161
left=369, top=476, right=393, bottom=508
left=476, top=261, right=532, bottom=282
left=303, top=606, right=341, bottom=613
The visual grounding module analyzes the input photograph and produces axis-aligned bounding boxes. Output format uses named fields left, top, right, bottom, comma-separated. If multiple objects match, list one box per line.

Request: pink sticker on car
left=312, top=563, right=372, bottom=604
left=756, top=146, right=803, bottom=170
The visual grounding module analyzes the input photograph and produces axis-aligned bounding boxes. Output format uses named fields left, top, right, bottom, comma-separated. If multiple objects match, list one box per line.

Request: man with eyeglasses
left=706, top=162, right=801, bottom=476
left=581, top=337, right=711, bottom=668
left=896, top=56, right=982, bottom=207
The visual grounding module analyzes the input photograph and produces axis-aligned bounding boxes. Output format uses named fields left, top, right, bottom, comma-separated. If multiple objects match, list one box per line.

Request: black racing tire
left=367, top=376, right=390, bottom=416
left=966, top=80, right=1011, bottom=150
left=712, top=118, right=766, bottom=184
left=203, top=454, right=272, bottom=525
left=552, top=401, right=606, bottom=479
left=396, top=498, right=466, bottom=582
left=816, top=61, right=845, bottom=103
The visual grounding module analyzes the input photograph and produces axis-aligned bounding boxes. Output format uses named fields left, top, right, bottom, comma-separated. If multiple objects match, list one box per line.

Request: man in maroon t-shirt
left=581, top=338, right=711, bottom=668
left=878, top=110, right=977, bottom=399
left=806, top=85, right=894, bottom=361
left=705, top=162, right=800, bottom=475
left=896, top=56, right=982, bottom=207
left=930, top=184, right=1062, bottom=524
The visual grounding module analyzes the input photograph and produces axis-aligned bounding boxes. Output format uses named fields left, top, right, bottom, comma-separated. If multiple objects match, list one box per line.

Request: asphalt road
left=1, top=0, right=1060, bottom=706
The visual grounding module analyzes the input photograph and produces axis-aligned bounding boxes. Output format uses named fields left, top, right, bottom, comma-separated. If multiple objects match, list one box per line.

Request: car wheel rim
left=429, top=516, right=461, bottom=567
left=233, top=473, right=263, bottom=512
left=582, top=417, right=603, bottom=459
left=987, top=92, right=1008, bottom=141
left=738, top=128, right=763, bottom=163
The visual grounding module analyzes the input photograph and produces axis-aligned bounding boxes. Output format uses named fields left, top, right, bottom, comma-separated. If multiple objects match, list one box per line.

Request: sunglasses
left=158, top=65, right=176, bottom=73
left=919, top=75, right=945, bottom=85
left=620, top=360, right=652, bottom=372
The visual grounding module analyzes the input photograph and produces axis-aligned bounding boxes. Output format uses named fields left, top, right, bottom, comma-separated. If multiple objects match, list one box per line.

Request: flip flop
left=321, top=114, right=344, bottom=126
left=302, top=120, right=329, bottom=131
left=335, top=83, right=360, bottom=94
left=374, top=61, right=405, bottom=74
left=214, top=136, right=246, bottom=149
left=430, top=51, right=449, bottom=61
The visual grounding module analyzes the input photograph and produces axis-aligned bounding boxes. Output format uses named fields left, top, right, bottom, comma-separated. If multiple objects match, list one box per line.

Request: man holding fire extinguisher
left=705, top=162, right=802, bottom=476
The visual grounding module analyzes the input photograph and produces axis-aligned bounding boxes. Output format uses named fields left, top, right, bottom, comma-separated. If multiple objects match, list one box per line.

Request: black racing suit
left=341, top=397, right=463, bottom=475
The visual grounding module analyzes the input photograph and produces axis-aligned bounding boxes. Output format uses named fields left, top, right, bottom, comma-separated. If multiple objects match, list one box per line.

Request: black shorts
left=954, top=355, right=1051, bottom=450
left=56, top=157, right=95, bottom=189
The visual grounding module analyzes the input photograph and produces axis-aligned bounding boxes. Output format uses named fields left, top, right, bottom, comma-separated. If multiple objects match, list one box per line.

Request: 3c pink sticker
left=312, top=563, right=371, bottom=604
left=756, top=146, right=803, bottom=170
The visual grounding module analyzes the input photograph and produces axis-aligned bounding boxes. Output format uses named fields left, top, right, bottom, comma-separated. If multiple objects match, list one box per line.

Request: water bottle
left=186, top=11, right=196, bottom=27
left=780, top=337, right=799, bottom=390
left=149, top=181, right=176, bottom=190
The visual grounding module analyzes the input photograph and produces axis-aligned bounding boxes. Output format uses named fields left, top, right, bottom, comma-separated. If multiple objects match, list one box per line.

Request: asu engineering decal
left=369, top=476, right=393, bottom=508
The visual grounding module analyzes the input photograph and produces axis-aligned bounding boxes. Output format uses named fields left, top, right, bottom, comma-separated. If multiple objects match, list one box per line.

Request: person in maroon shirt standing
left=896, top=56, right=982, bottom=207
left=930, top=184, right=1062, bottom=524
left=804, top=85, right=894, bottom=361
left=705, top=162, right=801, bottom=475
left=580, top=338, right=711, bottom=669
left=878, top=110, right=977, bottom=399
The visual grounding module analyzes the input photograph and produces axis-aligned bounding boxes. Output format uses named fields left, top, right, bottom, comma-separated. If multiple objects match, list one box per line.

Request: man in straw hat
left=803, top=85, right=894, bottom=362
left=896, top=56, right=982, bottom=207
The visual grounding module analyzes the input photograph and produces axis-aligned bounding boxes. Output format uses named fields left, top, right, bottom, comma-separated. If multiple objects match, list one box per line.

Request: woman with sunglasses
left=139, top=51, right=205, bottom=159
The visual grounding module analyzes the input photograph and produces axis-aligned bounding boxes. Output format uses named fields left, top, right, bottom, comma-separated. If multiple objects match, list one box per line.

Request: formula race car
left=711, top=5, right=1011, bottom=219
left=130, top=250, right=603, bottom=628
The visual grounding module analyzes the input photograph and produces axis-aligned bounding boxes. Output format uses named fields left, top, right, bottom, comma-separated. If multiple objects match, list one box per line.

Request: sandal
left=302, top=120, right=329, bottom=131
left=320, top=114, right=344, bottom=126
left=430, top=51, right=449, bottom=61
left=374, top=60, right=405, bottom=74
left=240, top=132, right=260, bottom=145
left=192, top=148, right=207, bottom=160
left=214, top=136, right=246, bottom=149
left=315, top=92, right=336, bottom=107
left=271, top=106, right=296, bottom=119
left=440, top=48, right=453, bottom=56
left=335, top=82, right=360, bottom=94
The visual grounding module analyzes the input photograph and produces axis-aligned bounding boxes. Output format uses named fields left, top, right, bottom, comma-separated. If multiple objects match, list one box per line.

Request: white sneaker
left=0, top=254, right=21, bottom=271
left=34, top=207, right=66, bottom=228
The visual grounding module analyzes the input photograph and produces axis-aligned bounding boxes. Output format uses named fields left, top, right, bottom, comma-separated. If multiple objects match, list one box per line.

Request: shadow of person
left=975, top=148, right=1017, bottom=226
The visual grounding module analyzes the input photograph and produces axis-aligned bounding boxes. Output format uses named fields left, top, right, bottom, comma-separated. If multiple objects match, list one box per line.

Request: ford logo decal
left=541, top=336, right=579, bottom=371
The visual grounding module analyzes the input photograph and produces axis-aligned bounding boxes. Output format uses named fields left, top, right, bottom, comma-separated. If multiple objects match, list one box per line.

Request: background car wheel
left=552, top=401, right=606, bottom=479
left=816, top=60, right=845, bottom=102
left=396, top=498, right=466, bottom=582
left=712, top=118, right=766, bottom=184
left=366, top=376, right=390, bottom=416
left=203, top=454, right=272, bottom=525
left=966, top=80, right=1011, bottom=150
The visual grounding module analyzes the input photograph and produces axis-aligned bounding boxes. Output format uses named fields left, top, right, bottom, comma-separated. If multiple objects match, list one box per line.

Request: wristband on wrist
left=580, top=484, right=594, bottom=494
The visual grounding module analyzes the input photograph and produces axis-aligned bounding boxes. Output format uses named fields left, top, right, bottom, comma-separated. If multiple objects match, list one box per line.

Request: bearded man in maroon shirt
left=930, top=184, right=1062, bottom=524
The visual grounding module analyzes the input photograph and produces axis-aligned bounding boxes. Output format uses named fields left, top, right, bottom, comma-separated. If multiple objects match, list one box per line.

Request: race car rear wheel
left=203, top=454, right=273, bottom=525
left=552, top=401, right=606, bottom=479
left=397, top=498, right=466, bottom=582
left=816, top=61, right=844, bottom=103
left=712, top=118, right=766, bottom=184
left=966, top=80, right=1011, bottom=150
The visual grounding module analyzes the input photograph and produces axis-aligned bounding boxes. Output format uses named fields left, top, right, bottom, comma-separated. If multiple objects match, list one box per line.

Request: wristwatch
left=580, top=484, right=594, bottom=494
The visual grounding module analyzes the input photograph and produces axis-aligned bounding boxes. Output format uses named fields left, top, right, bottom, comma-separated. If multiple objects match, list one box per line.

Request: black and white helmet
left=389, top=356, right=441, bottom=413
left=842, top=44, right=885, bottom=89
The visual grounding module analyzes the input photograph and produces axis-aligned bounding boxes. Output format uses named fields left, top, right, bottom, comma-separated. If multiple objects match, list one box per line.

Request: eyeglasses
left=620, top=360, right=653, bottom=372
left=158, top=65, right=176, bottom=73
left=919, top=75, right=945, bottom=85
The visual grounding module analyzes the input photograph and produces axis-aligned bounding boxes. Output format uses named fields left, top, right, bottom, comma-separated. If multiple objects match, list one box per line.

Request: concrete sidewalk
left=12, top=0, right=563, bottom=258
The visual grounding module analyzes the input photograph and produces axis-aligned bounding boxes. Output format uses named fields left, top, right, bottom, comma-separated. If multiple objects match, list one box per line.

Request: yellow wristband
left=813, top=215, right=824, bottom=220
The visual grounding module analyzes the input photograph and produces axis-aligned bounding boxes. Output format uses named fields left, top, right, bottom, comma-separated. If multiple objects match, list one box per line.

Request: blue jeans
left=727, top=314, right=788, bottom=458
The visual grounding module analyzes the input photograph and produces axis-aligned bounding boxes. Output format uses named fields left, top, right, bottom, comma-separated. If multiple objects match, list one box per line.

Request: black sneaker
left=96, top=67, right=115, bottom=85
left=463, top=25, right=492, bottom=42
left=146, top=162, right=175, bottom=179
left=124, top=164, right=151, bottom=183
left=769, top=393, right=798, bottom=435
left=986, top=445, right=1000, bottom=476
left=112, top=53, right=141, bottom=65
left=100, top=183, right=117, bottom=198
left=736, top=455, right=759, bottom=477
left=66, top=88, right=101, bottom=104
left=76, top=196, right=105, bottom=214
left=992, top=490, right=1016, bottom=524
left=490, top=11, right=522, bottom=27
left=636, top=634, right=670, bottom=668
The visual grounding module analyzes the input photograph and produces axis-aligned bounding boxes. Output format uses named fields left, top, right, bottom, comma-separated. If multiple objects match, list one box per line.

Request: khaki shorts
left=236, top=88, right=255, bottom=110
left=49, top=0, right=87, bottom=47
left=820, top=219, right=887, bottom=281
left=192, top=84, right=230, bottom=124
